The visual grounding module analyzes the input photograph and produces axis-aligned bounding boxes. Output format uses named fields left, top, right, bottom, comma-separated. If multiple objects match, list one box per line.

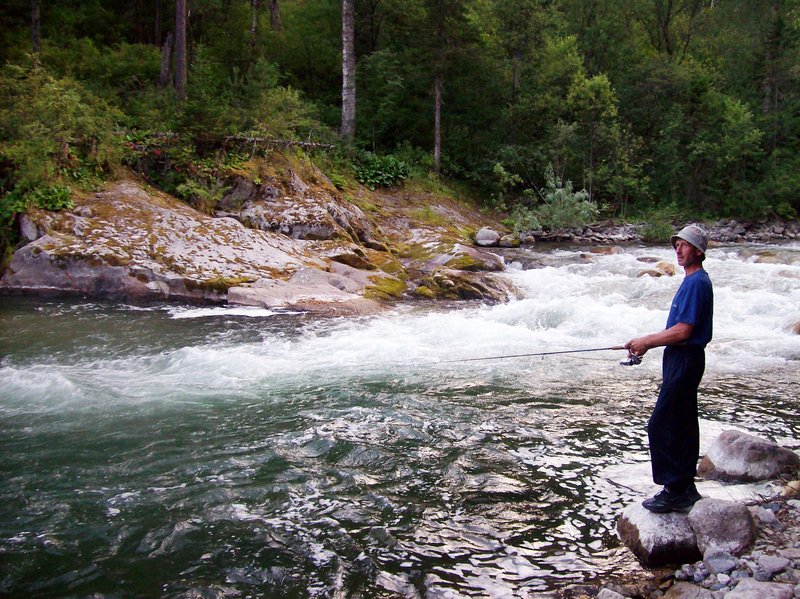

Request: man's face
left=674, top=239, right=703, bottom=268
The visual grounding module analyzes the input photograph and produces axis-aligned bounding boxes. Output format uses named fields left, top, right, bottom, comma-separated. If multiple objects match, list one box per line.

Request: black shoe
left=642, top=485, right=702, bottom=513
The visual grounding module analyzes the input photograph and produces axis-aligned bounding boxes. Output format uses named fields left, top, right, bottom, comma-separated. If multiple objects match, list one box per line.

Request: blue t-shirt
left=666, top=269, right=714, bottom=347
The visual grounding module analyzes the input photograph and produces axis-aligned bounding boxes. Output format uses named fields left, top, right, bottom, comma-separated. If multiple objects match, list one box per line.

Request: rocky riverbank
left=2, top=149, right=799, bottom=312
left=569, top=431, right=800, bottom=599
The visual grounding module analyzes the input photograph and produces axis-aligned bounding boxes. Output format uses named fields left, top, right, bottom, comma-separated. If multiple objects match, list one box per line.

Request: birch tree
left=341, top=0, right=356, bottom=142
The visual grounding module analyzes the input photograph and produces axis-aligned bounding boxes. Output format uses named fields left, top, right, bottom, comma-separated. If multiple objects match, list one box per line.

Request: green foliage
left=1, top=184, right=73, bottom=248
left=354, top=152, right=410, bottom=189
left=534, top=165, right=598, bottom=230
left=502, top=203, right=542, bottom=235
left=503, top=165, right=598, bottom=233
left=0, top=60, right=123, bottom=192
left=2, top=0, right=800, bottom=227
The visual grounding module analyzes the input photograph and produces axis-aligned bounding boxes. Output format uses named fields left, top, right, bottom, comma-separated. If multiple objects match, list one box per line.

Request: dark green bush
left=354, top=152, right=410, bottom=189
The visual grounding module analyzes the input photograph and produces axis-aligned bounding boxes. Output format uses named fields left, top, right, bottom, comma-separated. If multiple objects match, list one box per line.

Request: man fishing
left=624, top=224, right=714, bottom=513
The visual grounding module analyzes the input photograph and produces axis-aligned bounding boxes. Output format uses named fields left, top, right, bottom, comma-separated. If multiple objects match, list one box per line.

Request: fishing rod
left=439, top=345, right=643, bottom=366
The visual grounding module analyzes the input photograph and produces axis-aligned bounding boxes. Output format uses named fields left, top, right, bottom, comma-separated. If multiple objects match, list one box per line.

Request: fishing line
left=437, top=345, right=642, bottom=366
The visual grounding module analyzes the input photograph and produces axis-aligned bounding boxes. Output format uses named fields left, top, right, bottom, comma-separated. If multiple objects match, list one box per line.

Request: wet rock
left=697, top=430, right=800, bottom=483
left=617, top=502, right=701, bottom=566
left=416, top=268, right=519, bottom=303
left=724, top=577, right=794, bottom=598
left=688, top=498, right=757, bottom=555
left=474, top=226, right=501, bottom=247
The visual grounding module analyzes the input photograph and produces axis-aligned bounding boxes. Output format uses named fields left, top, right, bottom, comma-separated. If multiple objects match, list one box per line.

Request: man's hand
left=624, top=337, right=649, bottom=357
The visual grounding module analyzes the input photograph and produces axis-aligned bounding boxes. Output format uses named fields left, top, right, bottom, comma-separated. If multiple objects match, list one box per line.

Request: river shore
left=573, top=483, right=800, bottom=599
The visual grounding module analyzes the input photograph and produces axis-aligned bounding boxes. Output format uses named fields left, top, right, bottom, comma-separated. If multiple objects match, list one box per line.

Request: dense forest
left=1, top=0, right=799, bottom=255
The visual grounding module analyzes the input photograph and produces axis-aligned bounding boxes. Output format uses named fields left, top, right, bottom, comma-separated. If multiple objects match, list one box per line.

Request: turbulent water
left=1, top=242, right=799, bottom=598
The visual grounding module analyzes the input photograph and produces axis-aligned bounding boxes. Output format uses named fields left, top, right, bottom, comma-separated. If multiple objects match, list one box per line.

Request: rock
left=474, top=226, right=502, bottom=247
left=498, top=234, right=520, bottom=248
left=428, top=243, right=505, bottom=272
left=758, top=554, right=790, bottom=576
left=617, top=501, right=701, bottom=566
left=592, top=245, right=625, bottom=255
left=703, top=546, right=738, bottom=574
left=637, top=261, right=676, bottom=278
left=596, top=588, right=626, bottom=599
left=663, top=582, right=714, bottom=598
left=724, top=577, right=794, bottom=598
left=791, top=322, right=800, bottom=335
left=782, top=480, right=800, bottom=496
left=227, top=269, right=385, bottom=316
left=0, top=181, right=323, bottom=303
left=218, top=176, right=256, bottom=210
left=697, top=430, right=800, bottom=483
left=688, top=499, right=757, bottom=555
left=417, top=268, right=519, bottom=303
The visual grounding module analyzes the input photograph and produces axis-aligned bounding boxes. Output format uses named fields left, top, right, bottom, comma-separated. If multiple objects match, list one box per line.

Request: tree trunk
left=31, top=0, right=40, bottom=54
left=762, top=1, right=780, bottom=116
left=434, top=74, right=442, bottom=176
left=250, top=0, right=260, bottom=50
left=175, top=0, right=188, bottom=101
left=158, top=31, right=174, bottom=87
left=340, top=0, right=356, bottom=143
left=268, top=0, right=282, bottom=32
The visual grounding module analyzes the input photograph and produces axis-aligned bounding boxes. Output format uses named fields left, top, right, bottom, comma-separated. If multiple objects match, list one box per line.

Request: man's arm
left=624, top=322, right=694, bottom=356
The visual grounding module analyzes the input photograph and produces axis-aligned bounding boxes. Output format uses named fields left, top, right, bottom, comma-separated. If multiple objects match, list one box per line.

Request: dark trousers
left=648, top=345, right=705, bottom=491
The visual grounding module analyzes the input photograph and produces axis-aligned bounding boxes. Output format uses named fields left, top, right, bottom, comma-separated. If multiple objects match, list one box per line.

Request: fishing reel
left=620, top=354, right=642, bottom=366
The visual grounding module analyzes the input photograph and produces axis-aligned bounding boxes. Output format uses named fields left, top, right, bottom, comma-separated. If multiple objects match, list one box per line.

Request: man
left=625, top=224, right=714, bottom=513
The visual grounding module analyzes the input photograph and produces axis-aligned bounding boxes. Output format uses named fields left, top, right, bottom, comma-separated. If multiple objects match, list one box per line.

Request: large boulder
left=0, top=180, right=315, bottom=303
left=697, top=430, right=800, bottom=482
left=687, top=498, right=756, bottom=555
left=616, top=502, right=701, bottom=566
left=474, top=226, right=502, bottom=247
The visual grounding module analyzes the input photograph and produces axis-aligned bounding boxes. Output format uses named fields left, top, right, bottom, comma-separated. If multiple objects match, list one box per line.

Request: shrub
left=354, top=152, right=410, bottom=189
left=0, top=59, right=123, bottom=192
left=534, top=165, right=598, bottom=230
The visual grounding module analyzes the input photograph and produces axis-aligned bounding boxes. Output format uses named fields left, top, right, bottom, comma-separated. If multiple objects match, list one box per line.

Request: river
left=1, top=242, right=799, bottom=598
